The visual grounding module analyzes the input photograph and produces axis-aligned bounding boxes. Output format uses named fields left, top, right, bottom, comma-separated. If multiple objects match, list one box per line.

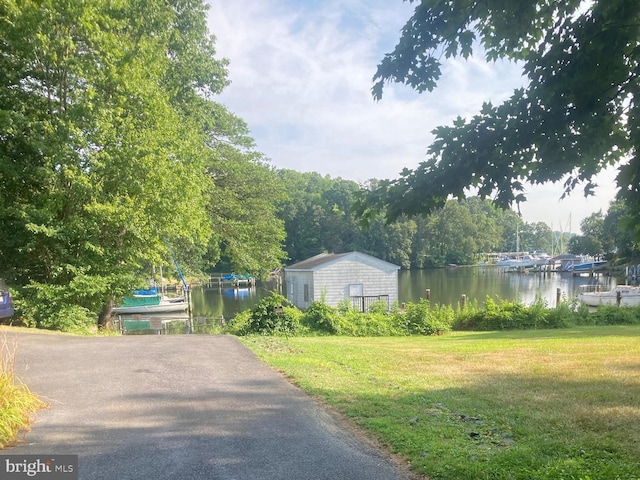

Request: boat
left=112, top=299, right=188, bottom=314
left=578, top=285, right=640, bottom=307
left=113, top=289, right=188, bottom=314
left=497, top=254, right=550, bottom=269
left=567, top=259, right=607, bottom=272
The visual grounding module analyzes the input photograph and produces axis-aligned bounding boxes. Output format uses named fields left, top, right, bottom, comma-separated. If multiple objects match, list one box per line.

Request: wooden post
left=460, top=294, right=467, bottom=310
left=425, top=289, right=431, bottom=301
left=617, top=290, right=621, bottom=306
left=556, top=288, right=561, bottom=307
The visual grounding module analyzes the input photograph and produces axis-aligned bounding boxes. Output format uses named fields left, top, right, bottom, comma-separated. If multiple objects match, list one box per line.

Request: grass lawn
left=242, top=326, right=640, bottom=480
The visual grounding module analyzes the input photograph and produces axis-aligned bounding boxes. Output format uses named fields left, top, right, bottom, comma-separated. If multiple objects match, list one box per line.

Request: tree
left=357, top=0, right=640, bottom=236
left=0, top=0, right=284, bottom=328
left=603, top=200, right=639, bottom=260
left=519, top=222, right=553, bottom=254
left=207, top=144, right=287, bottom=276
left=568, top=235, right=603, bottom=256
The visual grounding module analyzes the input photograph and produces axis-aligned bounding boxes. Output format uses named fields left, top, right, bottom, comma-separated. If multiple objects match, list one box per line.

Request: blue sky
left=205, top=0, right=619, bottom=233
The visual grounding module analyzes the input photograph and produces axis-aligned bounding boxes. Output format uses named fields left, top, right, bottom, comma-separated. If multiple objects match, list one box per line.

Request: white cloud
left=206, top=0, right=619, bottom=233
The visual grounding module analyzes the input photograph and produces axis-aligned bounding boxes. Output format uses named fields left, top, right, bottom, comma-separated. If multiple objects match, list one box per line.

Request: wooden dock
left=205, top=274, right=255, bottom=289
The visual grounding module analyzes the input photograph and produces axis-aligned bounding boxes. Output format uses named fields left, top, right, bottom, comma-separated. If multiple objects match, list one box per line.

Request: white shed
left=284, top=252, right=400, bottom=311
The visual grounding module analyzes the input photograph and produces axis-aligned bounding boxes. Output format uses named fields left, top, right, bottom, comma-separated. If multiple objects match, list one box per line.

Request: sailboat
left=112, top=263, right=189, bottom=314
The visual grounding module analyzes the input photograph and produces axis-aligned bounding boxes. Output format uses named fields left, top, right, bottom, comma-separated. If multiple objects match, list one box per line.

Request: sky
left=205, top=0, right=620, bottom=234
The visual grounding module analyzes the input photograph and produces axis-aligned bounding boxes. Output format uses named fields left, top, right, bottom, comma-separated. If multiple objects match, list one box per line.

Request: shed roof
left=285, top=251, right=400, bottom=272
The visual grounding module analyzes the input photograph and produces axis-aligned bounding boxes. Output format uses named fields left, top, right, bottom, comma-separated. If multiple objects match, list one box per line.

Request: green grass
left=242, top=326, right=640, bottom=480
left=0, top=334, right=47, bottom=449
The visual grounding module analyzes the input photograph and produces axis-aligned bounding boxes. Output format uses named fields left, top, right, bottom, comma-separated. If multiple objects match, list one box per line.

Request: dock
left=205, top=274, right=255, bottom=289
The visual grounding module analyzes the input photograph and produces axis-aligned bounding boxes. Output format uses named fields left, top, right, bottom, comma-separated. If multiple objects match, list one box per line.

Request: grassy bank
left=242, top=326, right=640, bottom=480
left=0, top=334, right=47, bottom=448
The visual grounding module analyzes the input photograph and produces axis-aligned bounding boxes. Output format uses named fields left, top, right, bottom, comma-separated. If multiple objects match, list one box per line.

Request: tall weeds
left=0, top=335, right=47, bottom=448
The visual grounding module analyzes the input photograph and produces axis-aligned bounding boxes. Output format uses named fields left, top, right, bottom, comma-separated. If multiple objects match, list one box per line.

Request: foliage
left=207, top=146, right=287, bottom=277
left=568, top=211, right=606, bottom=255
left=301, top=301, right=340, bottom=334
left=229, top=293, right=302, bottom=336
left=0, top=335, right=47, bottom=448
left=603, top=200, right=640, bottom=261
left=588, top=305, right=640, bottom=326
left=275, top=167, right=634, bottom=266
left=231, top=293, right=640, bottom=337
left=0, top=0, right=287, bottom=328
left=398, top=299, right=453, bottom=335
left=331, top=309, right=404, bottom=337
left=358, top=0, right=640, bottom=243
left=276, top=169, right=560, bottom=268
left=225, top=310, right=253, bottom=336
left=455, top=296, right=561, bottom=330
left=15, top=277, right=116, bottom=333
left=541, top=301, right=576, bottom=329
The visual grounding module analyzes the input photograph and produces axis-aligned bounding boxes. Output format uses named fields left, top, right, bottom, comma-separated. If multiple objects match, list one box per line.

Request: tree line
left=274, top=171, right=638, bottom=268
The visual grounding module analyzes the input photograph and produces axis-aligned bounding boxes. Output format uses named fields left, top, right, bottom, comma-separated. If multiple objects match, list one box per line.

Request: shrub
left=590, top=306, right=640, bottom=325
left=454, top=296, right=538, bottom=330
left=336, top=308, right=405, bottom=336
left=0, top=336, right=47, bottom=448
left=367, top=299, right=390, bottom=315
left=544, top=302, right=576, bottom=329
left=396, top=298, right=453, bottom=335
left=17, top=284, right=96, bottom=334
left=225, top=310, right=252, bottom=336
left=230, top=293, right=302, bottom=336
left=302, top=301, right=340, bottom=334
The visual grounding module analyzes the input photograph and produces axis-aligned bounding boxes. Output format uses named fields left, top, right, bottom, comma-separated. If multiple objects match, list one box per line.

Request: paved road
left=5, top=333, right=414, bottom=480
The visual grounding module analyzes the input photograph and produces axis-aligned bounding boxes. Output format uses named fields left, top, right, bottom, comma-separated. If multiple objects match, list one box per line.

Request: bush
left=229, top=293, right=302, bottom=336
left=455, top=295, right=568, bottom=331
left=0, top=336, right=47, bottom=448
left=396, top=298, right=453, bottom=335
left=543, top=302, right=576, bottom=329
left=230, top=292, right=640, bottom=338
left=336, top=308, right=405, bottom=336
left=16, top=283, right=96, bottom=333
left=302, top=301, right=340, bottom=334
left=589, top=306, right=640, bottom=325
left=225, top=310, right=253, bottom=336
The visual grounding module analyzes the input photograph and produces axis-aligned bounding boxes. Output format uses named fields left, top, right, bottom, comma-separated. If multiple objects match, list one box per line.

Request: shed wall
left=313, top=260, right=398, bottom=308
left=285, top=271, right=314, bottom=309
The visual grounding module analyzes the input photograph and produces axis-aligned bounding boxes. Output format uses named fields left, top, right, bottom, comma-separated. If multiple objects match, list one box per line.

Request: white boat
left=112, top=300, right=188, bottom=314
left=113, top=291, right=188, bottom=314
left=498, top=254, right=550, bottom=269
left=578, top=285, right=640, bottom=307
left=567, top=259, right=607, bottom=272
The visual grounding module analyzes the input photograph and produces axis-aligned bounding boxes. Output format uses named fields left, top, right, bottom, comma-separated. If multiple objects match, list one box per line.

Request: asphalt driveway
left=4, top=333, right=414, bottom=480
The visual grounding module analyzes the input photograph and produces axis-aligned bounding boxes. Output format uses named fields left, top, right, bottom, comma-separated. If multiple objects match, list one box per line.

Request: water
left=399, top=267, right=619, bottom=308
left=191, top=268, right=621, bottom=319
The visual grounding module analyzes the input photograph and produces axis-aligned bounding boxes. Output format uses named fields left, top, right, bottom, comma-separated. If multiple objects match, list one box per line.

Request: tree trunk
left=98, top=298, right=114, bottom=330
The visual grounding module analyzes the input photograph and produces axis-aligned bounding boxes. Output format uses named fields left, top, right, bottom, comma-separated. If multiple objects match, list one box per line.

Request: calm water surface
left=190, top=267, right=621, bottom=319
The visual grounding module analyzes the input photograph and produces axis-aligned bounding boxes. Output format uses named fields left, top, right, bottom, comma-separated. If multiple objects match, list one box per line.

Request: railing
left=350, top=295, right=390, bottom=313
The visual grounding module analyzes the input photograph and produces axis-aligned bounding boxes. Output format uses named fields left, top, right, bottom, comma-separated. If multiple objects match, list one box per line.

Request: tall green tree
left=0, top=0, right=283, bottom=328
left=603, top=200, right=639, bottom=260
left=519, top=222, right=553, bottom=254
left=207, top=144, right=286, bottom=276
left=357, top=0, right=640, bottom=238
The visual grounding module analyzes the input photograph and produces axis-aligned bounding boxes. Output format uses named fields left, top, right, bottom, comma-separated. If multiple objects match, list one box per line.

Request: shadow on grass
left=314, top=368, right=640, bottom=480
